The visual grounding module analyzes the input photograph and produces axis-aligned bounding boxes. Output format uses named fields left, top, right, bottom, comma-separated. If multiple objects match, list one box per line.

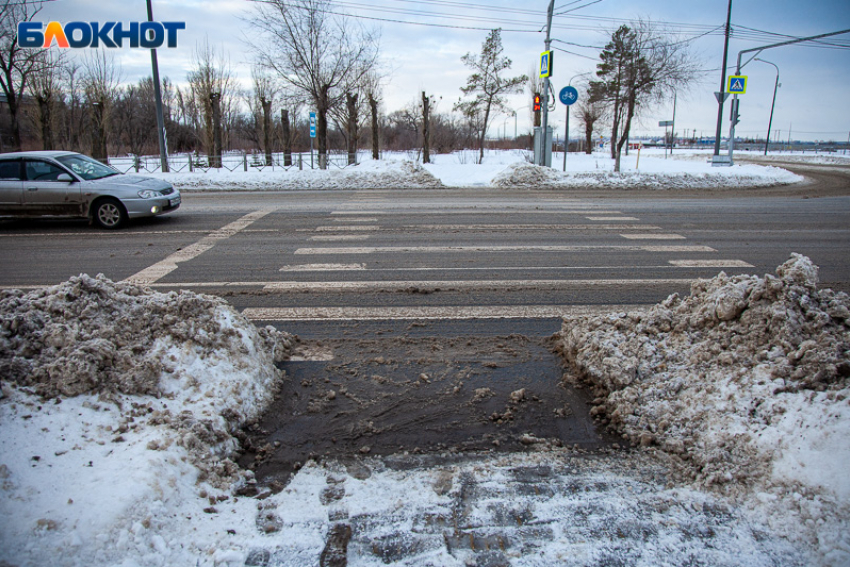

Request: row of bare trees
left=2, top=0, right=696, bottom=169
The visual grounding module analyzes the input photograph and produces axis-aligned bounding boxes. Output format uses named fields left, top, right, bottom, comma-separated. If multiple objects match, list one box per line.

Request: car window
left=24, top=160, right=68, bottom=182
left=0, top=160, right=21, bottom=180
left=54, top=154, right=118, bottom=181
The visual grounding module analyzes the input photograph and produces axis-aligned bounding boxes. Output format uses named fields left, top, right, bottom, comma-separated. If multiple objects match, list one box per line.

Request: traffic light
left=533, top=93, right=542, bottom=112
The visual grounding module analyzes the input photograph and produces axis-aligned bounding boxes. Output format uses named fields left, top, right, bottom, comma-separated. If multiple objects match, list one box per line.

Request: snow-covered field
left=141, top=149, right=806, bottom=191
left=1, top=256, right=848, bottom=566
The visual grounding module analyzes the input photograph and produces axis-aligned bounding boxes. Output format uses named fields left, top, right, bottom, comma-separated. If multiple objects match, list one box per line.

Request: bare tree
left=574, top=88, right=607, bottom=155
left=0, top=0, right=51, bottom=150
left=28, top=50, right=65, bottom=150
left=81, top=50, right=122, bottom=161
left=454, top=29, right=527, bottom=164
left=187, top=39, right=233, bottom=166
left=252, top=66, right=277, bottom=165
left=248, top=0, right=380, bottom=169
left=362, top=72, right=382, bottom=160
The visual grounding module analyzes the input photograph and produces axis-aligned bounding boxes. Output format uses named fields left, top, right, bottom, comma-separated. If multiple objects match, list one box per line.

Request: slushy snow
left=556, top=254, right=850, bottom=565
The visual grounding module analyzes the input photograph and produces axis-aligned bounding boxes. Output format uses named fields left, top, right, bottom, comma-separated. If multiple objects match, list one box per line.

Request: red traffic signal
left=533, top=93, right=541, bottom=112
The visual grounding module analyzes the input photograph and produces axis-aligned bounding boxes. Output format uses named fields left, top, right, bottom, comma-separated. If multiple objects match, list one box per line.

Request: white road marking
left=586, top=216, right=640, bottom=221
left=242, top=304, right=652, bottom=321
left=294, top=245, right=716, bottom=255
left=124, top=208, right=275, bottom=285
left=261, top=278, right=695, bottom=292
left=279, top=263, right=367, bottom=272
left=330, top=217, right=379, bottom=222
left=315, top=225, right=381, bottom=232
left=620, top=233, right=686, bottom=240
left=413, top=224, right=662, bottom=231
left=308, top=235, right=371, bottom=242
left=329, top=210, right=625, bottom=215
left=669, top=259, right=755, bottom=268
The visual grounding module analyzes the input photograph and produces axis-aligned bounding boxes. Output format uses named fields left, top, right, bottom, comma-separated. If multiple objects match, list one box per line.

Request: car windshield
left=55, top=154, right=119, bottom=181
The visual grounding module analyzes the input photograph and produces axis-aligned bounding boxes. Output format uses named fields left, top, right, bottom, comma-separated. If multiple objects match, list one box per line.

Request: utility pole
left=712, top=0, right=733, bottom=163
left=146, top=0, right=169, bottom=172
left=539, top=0, right=555, bottom=166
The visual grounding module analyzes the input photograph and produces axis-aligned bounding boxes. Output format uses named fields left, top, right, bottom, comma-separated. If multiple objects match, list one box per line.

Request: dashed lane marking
left=586, top=216, right=640, bottom=221
left=279, top=263, right=367, bottom=272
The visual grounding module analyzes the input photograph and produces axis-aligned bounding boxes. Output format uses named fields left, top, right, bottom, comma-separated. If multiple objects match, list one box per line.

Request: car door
left=22, top=159, right=84, bottom=216
left=0, top=158, right=23, bottom=213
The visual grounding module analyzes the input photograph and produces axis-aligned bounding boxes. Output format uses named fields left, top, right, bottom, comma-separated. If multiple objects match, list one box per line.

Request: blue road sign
left=539, top=51, right=553, bottom=78
left=309, top=112, right=317, bottom=138
left=559, top=86, right=579, bottom=106
left=726, top=75, right=748, bottom=95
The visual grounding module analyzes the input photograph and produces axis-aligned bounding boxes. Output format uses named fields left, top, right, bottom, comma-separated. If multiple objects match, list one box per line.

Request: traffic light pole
left=538, top=0, right=555, bottom=167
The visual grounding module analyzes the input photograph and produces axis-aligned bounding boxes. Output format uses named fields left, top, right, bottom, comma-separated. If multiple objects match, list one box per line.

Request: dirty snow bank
left=0, top=275, right=294, bottom=564
left=555, top=254, right=850, bottom=564
left=493, top=161, right=803, bottom=189
left=158, top=160, right=443, bottom=191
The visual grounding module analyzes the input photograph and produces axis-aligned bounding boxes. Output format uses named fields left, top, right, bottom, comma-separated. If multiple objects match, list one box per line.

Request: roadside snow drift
left=0, top=275, right=294, bottom=564
left=556, top=254, right=850, bottom=564
left=161, top=160, right=443, bottom=191
left=492, top=161, right=803, bottom=189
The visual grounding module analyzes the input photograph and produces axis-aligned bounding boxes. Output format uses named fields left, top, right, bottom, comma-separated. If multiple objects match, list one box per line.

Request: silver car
left=0, top=151, right=181, bottom=229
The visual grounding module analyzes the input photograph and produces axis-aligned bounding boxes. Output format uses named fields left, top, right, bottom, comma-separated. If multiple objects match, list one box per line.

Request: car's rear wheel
left=92, top=198, right=126, bottom=229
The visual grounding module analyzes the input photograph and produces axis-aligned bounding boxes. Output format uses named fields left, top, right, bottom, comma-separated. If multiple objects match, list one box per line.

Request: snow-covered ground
left=2, top=256, right=848, bottom=566
left=141, top=149, right=806, bottom=191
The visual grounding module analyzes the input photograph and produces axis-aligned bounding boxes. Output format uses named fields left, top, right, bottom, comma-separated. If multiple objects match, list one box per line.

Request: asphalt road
left=1, top=160, right=848, bottom=338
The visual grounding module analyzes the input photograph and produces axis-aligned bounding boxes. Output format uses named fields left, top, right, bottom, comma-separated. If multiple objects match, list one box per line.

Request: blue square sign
left=727, top=75, right=747, bottom=94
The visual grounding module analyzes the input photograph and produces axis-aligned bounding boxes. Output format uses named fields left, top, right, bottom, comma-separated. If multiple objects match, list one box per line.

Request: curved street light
left=755, top=58, right=780, bottom=156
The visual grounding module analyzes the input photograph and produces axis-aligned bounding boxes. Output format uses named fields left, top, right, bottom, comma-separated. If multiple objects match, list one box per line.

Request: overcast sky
left=37, top=0, right=850, bottom=142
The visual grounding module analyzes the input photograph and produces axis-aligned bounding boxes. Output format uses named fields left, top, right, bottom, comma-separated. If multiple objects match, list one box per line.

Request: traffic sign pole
left=558, top=86, right=579, bottom=171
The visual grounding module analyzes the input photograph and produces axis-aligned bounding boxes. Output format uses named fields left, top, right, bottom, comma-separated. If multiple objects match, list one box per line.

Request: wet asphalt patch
left=239, top=332, right=614, bottom=486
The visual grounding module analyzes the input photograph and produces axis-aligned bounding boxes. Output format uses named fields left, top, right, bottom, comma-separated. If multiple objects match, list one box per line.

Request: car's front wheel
left=92, top=198, right=127, bottom=229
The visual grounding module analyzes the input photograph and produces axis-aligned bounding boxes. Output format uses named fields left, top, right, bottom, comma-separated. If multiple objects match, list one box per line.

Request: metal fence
left=107, top=150, right=360, bottom=174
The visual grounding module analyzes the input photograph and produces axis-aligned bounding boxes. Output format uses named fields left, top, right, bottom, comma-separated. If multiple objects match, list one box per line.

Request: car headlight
left=138, top=190, right=163, bottom=199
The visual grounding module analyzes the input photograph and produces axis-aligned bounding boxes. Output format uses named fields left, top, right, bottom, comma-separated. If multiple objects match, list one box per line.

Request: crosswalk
left=236, top=193, right=754, bottom=322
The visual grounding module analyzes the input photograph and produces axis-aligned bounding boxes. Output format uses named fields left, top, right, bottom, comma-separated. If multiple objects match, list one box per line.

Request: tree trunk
left=262, top=98, right=272, bottom=166
left=421, top=92, right=430, bottom=164
left=614, top=93, right=637, bottom=173
left=478, top=102, right=492, bottom=164
left=210, top=92, right=222, bottom=168
left=5, top=89, right=22, bottom=151
left=369, top=94, right=379, bottom=160
left=585, top=124, right=593, bottom=155
left=346, top=92, right=358, bottom=166
left=91, top=100, right=108, bottom=162
left=281, top=108, right=292, bottom=167
left=317, top=86, right=329, bottom=170
left=37, top=95, right=54, bottom=151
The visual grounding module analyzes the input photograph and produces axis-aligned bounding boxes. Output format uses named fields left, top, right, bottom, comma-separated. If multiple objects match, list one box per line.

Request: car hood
left=89, top=175, right=173, bottom=192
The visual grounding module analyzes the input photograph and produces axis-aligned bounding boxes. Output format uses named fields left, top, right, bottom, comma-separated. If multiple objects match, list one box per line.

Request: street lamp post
left=755, top=58, right=780, bottom=156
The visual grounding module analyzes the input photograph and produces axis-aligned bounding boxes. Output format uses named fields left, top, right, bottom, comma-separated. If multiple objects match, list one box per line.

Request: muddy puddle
left=239, top=334, right=613, bottom=485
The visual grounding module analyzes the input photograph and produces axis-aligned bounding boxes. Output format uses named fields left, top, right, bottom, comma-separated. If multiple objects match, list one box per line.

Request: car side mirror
left=57, top=173, right=74, bottom=182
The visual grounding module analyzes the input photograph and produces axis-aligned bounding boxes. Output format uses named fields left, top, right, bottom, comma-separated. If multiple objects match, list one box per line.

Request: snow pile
left=555, top=254, right=850, bottom=564
left=158, top=160, right=443, bottom=191
left=492, top=161, right=803, bottom=189
left=0, top=275, right=295, bottom=564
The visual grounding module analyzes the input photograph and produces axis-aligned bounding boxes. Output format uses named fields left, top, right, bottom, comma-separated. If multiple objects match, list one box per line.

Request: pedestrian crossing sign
left=540, top=50, right=553, bottom=78
left=727, top=75, right=748, bottom=94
